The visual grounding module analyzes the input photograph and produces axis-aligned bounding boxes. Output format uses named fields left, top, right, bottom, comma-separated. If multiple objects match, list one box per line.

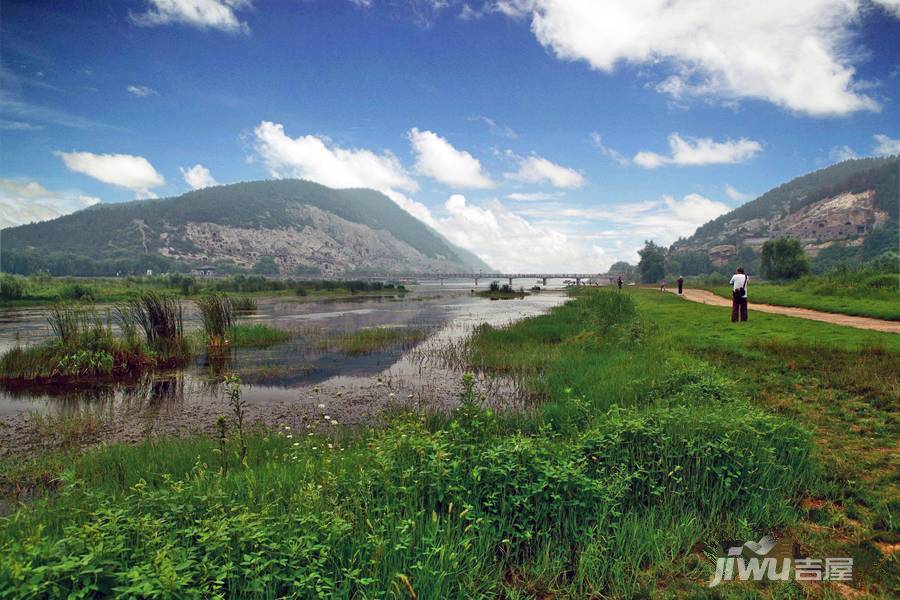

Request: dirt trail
left=668, top=288, right=900, bottom=334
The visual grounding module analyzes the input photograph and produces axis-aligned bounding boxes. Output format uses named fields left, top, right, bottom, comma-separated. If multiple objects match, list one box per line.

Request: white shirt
left=729, top=274, right=748, bottom=297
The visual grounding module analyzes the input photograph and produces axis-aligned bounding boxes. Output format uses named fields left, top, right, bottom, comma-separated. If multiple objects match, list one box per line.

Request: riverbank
left=1, top=288, right=895, bottom=596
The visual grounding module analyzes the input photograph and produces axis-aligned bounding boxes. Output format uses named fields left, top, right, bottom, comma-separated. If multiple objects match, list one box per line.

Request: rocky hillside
left=671, top=157, right=898, bottom=268
left=0, top=180, right=492, bottom=276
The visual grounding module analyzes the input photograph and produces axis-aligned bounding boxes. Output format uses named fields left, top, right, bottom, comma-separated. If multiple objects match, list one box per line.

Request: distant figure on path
left=617, top=275, right=623, bottom=290
left=729, top=267, right=749, bottom=322
left=660, top=277, right=667, bottom=292
left=676, top=275, right=684, bottom=295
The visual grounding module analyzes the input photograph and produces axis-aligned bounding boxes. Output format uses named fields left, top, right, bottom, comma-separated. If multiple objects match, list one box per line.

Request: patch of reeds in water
left=116, top=292, right=187, bottom=362
left=195, top=294, right=235, bottom=349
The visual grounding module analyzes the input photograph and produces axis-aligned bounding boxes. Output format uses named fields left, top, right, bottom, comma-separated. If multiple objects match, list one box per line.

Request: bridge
left=335, top=273, right=613, bottom=286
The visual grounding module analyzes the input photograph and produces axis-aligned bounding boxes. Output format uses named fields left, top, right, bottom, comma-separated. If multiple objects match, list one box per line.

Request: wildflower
left=324, top=415, right=331, bottom=420
left=389, top=393, right=396, bottom=399
left=330, top=420, right=338, bottom=425
left=293, top=442, right=300, bottom=447
left=318, top=403, right=325, bottom=409
left=312, top=446, right=317, bottom=450
left=286, top=434, right=293, bottom=439
left=284, top=425, right=291, bottom=430
left=328, top=443, right=333, bottom=449
left=408, top=394, right=414, bottom=399
left=336, top=391, right=343, bottom=397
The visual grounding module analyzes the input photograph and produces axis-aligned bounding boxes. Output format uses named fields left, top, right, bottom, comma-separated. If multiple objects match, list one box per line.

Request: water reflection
left=0, top=290, right=568, bottom=425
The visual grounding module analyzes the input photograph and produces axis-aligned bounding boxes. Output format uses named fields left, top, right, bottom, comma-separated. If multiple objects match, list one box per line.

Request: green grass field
left=0, top=288, right=896, bottom=597
left=702, top=281, right=900, bottom=321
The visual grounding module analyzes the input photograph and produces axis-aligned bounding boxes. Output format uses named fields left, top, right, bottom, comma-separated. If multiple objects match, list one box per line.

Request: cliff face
left=671, top=157, right=898, bottom=266
left=1, top=179, right=493, bottom=275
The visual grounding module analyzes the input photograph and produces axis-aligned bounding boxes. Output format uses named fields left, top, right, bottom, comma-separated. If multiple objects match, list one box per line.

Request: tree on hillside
left=637, top=241, right=666, bottom=283
left=251, top=256, right=279, bottom=275
left=760, top=238, right=809, bottom=280
left=608, top=261, right=636, bottom=280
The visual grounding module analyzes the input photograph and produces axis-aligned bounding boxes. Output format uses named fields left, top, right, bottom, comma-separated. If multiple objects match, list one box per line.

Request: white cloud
left=633, top=133, right=761, bottom=168
left=132, top=0, right=252, bottom=33
left=0, top=119, right=39, bottom=130
left=724, top=184, right=754, bottom=202
left=469, top=115, right=518, bottom=138
left=408, top=128, right=494, bottom=189
left=434, top=194, right=606, bottom=271
left=127, top=84, right=158, bottom=97
left=55, top=151, right=165, bottom=199
left=252, top=121, right=418, bottom=192
left=872, top=133, right=900, bottom=155
left=500, top=0, right=888, bottom=116
left=0, top=179, right=100, bottom=229
left=873, top=0, right=900, bottom=17
left=590, top=132, right=629, bottom=166
left=829, top=145, right=858, bottom=162
left=181, top=164, right=218, bottom=189
left=506, top=191, right=564, bottom=201
left=504, top=153, right=585, bottom=188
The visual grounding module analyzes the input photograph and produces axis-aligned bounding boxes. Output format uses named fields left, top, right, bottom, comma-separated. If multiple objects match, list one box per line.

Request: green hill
left=0, top=179, right=493, bottom=276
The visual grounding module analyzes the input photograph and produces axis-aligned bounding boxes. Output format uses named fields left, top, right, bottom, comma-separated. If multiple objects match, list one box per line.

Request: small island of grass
left=473, top=281, right=528, bottom=299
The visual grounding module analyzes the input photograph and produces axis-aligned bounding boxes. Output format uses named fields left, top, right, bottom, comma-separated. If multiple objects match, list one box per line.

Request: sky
left=1, top=0, right=899, bottom=271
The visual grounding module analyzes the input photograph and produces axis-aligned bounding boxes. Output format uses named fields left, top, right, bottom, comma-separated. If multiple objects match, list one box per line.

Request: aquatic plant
left=229, top=296, right=257, bottom=313
left=119, top=292, right=187, bottom=360
left=195, top=294, right=235, bottom=348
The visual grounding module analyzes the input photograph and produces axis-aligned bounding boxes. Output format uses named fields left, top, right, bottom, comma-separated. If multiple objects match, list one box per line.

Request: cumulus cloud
left=633, top=133, right=761, bottom=169
left=127, top=84, right=158, bottom=97
left=873, top=0, right=900, bottom=17
left=408, top=128, right=494, bottom=189
left=504, top=153, right=585, bottom=187
left=499, top=0, right=888, bottom=116
left=252, top=121, right=418, bottom=192
left=872, top=133, right=900, bottom=155
left=132, top=0, right=252, bottom=33
left=724, top=184, right=754, bottom=202
left=181, top=164, right=218, bottom=189
left=55, top=151, right=165, bottom=199
left=0, top=179, right=100, bottom=229
left=434, top=194, right=606, bottom=271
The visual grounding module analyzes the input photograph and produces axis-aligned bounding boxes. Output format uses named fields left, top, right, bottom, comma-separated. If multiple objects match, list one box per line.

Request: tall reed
left=195, top=294, right=235, bottom=348
left=118, top=292, right=187, bottom=360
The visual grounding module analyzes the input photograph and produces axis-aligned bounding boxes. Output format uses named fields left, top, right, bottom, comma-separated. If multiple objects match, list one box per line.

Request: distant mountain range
left=0, top=180, right=492, bottom=276
left=670, top=156, right=898, bottom=270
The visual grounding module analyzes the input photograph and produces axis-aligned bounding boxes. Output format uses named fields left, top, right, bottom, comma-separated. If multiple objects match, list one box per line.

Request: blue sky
left=1, top=0, right=899, bottom=271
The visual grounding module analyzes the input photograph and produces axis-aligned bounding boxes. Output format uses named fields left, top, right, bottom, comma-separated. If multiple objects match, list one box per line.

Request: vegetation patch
left=320, top=327, right=426, bottom=355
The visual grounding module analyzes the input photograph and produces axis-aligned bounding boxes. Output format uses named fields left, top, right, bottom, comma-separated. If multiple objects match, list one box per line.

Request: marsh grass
left=320, top=327, right=426, bottom=355
left=195, top=294, right=235, bottom=348
left=228, top=323, right=291, bottom=347
left=118, top=292, right=188, bottom=361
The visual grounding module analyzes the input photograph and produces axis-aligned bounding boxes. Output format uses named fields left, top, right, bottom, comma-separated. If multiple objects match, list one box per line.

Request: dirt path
left=668, top=288, right=900, bottom=334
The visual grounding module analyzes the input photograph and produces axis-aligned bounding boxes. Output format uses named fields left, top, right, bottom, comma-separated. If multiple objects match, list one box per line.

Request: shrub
left=0, top=275, right=26, bottom=300
left=57, top=283, right=95, bottom=302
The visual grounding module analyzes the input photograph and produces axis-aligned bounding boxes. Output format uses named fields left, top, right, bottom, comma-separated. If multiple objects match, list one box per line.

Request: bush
left=57, top=283, right=95, bottom=302
left=0, top=275, right=26, bottom=300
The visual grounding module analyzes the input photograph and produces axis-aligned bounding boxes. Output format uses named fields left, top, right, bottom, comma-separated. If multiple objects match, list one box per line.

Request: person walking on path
left=729, top=267, right=749, bottom=322
left=676, top=275, right=684, bottom=295
left=617, top=275, right=623, bottom=290
left=660, top=277, right=667, bottom=292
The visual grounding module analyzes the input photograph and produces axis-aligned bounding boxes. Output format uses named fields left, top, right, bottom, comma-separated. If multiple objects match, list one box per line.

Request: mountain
left=0, top=179, right=493, bottom=276
left=669, top=156, right=899, bottom=272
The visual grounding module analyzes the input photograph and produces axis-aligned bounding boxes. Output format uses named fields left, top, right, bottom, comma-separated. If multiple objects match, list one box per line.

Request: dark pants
left=677, top=282, right=683, bottom=294
left=731, top=295, right=748, bottom=322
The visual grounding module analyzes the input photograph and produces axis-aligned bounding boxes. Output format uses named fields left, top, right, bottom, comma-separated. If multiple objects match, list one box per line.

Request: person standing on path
left=729, top=267, right=749, bottom=322
left=660, top=277, right=667, bottom=292
left=617, top=275, right=623, bottom=290
left=677, top=275, right=684, bottom=295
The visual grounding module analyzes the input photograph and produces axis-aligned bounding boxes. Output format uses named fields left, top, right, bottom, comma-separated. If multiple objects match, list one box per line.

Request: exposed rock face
left=170, top=205, right=468, bottom=274
left=683, top=189, right=889, bottom=259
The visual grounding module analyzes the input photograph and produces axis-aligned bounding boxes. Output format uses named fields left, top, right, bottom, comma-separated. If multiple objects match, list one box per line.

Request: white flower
left=324, top=415, right=331, bottom=420
left=318, top=403, right=325, bottom=409
left=293, top=442, right=300, bottom=447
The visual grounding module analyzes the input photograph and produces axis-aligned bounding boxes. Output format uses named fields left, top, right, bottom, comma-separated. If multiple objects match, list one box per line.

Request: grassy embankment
left=0, top=274, right=407, bottom=307
left=700, top=270, right=899, bottom=321
left=0, top=294, right=289, bottom=382
left=0, top=289, right=896, bottom=597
